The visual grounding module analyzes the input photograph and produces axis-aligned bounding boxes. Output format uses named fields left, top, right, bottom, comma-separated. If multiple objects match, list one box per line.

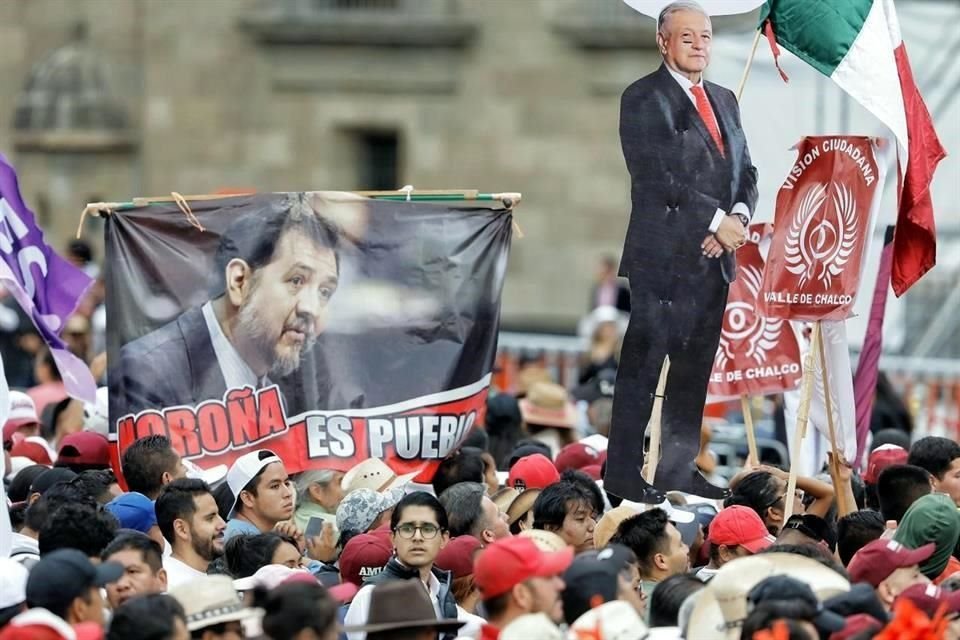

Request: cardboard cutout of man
left=605, top=0, right=758, bottom=503
left=116, top=196, right=340, bottom=415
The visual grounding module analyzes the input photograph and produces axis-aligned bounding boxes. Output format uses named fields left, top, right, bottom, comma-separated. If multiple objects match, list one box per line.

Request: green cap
left=893, top=493, right=960, bottom=579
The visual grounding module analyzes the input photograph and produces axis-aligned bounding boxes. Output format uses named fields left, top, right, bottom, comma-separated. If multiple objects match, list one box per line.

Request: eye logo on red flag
left=715, top=263, right=785, bottom=371
left=784, top=182, right=859, bottom=290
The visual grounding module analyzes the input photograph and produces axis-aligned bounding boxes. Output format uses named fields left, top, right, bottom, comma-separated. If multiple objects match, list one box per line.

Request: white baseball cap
left=226, top=449, right=283, bottom=518
left=183, top=458, right=228, bottom=488
left=0, top=557, right=29, bottom=609
left=3, top=392, right=38, bottom=444
left=620, top=498, right=697, bottom=524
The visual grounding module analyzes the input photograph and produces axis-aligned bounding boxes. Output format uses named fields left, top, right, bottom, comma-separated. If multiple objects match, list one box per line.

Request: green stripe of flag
left=760, top=0, right=874, bottom=76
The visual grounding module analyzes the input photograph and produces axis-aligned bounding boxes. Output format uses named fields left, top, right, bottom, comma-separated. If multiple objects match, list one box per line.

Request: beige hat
left=519, top=382, right=577, bottom=429
left=491, top=487, right=519, bottom=514
left=518, top=529, right=569, bottom=553
left=571, top=600, right=648, bottom=640
left=169, top=575, right=260, bottom=632
left=594, top=505, right=639, bottom=550
left=506, top=489, right=540, bottom=527
left=500, top=613, right=564, bottom=640
left=686, top=553, right=849, bottom=639
left=340, top=458, right=418, bottom=494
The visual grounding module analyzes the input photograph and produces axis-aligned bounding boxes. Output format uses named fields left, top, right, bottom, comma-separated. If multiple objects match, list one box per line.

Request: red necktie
left=690, top=85, right=725, bottom=157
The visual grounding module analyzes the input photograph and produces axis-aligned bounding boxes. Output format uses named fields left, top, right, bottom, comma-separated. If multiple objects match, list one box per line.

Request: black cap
left=747, top=576, right=846, bottom=634
left=29, top=467, right=77, bottom=496
left=783, top=514, right=837, bottom=551
left=571, top=368, right=617, bottom=404
left=824, top=584, right=888, bottom=625
left=485, top=394, right=522, bottom=433
left=561, top=544, right=633, bottom=624
left=26, top=549, right=123, bottom=611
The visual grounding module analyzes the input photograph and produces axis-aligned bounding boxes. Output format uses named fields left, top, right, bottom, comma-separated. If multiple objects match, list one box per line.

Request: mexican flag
left=759, top=0, right=946, bottom=297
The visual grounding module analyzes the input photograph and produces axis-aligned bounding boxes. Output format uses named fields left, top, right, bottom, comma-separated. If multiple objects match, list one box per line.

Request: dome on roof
left=12, top=24, right=134, bottom=152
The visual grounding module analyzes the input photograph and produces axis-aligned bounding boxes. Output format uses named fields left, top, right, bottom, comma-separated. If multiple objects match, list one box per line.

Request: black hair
left=507, top=440, right=553, bottom=468
left=236, top=451, right=283, bottom=515
left=532, top=482, right=593, bottom=530
left=37, top=347, right=62, bottom=383
left=739, top=601, right=820, bottom=640
left=559, top=468, right=604, bottom=517
left=211, top=196, right=340, bottom=298
left=461, top=427, right=489, bottom=452
left=760, top=544, right=849, bottom=579
left=224, top=532, right=299, bottom=578
left=68, top=239, right=94, bottom=264
left=432, top=449, right=485, bottom=497
left=24, top=478, right=98, bottom=533
left=107, top=593, right=186, bottom=640
left=908, top=436, right=960, bottom=480
left=836, top=510, right=885, bottom=566
left=74, top=468, right=117, bottom=504
left=870, top=428, right=911, bottom=452
left=437, top=482, right=486, bottom=538
left=121, top=435, right=181, bottom=499
left=482, top=591, right=512, bottom=619
left=257, top=581, right=338, bottom=640
left=877, top=464, right=932, bottom=523
left=724, top=471, right=782, bottom=532
left=39, top=503, right=118, bottom=557
left=8, top=501, right=27, bottom=531
left=649, top=574, right=705, bottom=627
left=782, top=514, right=838, bottom=553
left=850, top=470, right=865, bottom=511
left=8, top=464, right=50, bottom=502
left=155, top=478, right=214, bottom=544
left=102, top=532, right=164, bottom=573
left=390, top=491, right=449, bottom=532
left=609, top=509, right=670, bottom=574
left=485, top=394, right=525, bottom=471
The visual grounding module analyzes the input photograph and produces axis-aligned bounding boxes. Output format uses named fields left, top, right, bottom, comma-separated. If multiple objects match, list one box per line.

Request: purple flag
left=853, top=226, right=896, bottom=467
left=0, top=153, right=97, bottom=402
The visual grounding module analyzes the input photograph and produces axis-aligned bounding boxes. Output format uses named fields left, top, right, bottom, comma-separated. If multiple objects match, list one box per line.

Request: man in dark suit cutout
left=115, top=197, right=341, bottom=417
left=604, top=1, right=758, bottom=503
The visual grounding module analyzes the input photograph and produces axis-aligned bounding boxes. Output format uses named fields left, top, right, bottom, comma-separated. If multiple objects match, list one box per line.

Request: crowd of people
left=2, top=365, right=960, bottom=640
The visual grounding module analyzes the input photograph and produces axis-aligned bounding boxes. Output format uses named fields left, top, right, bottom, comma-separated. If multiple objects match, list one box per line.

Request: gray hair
left=657, top=1, right=709, bottom=35
left=437, top=482, right=487, bottom=538
left=296, top=469, right=337, bottom=508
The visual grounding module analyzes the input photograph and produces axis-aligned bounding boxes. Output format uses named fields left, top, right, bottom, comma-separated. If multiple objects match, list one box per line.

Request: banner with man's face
left=106, top=192, right=513, bottom=478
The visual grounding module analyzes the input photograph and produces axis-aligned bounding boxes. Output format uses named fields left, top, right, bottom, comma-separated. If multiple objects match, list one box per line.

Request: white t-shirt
left=163, top=555, right=206, bottom=589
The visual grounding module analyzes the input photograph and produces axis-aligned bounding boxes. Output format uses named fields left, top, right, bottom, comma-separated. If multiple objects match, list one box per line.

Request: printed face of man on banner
left=223, top=219, right=339, bottom=379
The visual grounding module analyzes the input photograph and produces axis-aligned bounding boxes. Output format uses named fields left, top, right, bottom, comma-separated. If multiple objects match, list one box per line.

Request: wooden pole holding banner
left=643, top=356, right=671, bottom=485
left=784, top=322, right=820, bottom=523
left=741, top=394, right=760, bottom=466
left=736, top=28, right=765, bottom=102
left=816, top=321, right=854, bottom=516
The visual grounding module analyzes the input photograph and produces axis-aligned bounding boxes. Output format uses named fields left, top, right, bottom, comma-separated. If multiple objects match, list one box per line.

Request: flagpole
left=741, top=394, right=759, bottom=466
left=735, top=28, right=764, bottom=102
left=816, top=321, right=854, bottom=515
left=784, top=322, right=820, bottom=523
left=643, top=357, right=670, bottom=485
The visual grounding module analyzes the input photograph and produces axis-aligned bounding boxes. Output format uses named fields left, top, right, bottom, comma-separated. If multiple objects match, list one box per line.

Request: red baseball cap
left=827, top=614, right=884, bottom=640
left=707, top=506, right=776, bottom=553
left=10, top=437, right=54, bottom=466
left=508, top=454, right=560, bottom=491
left=473, top=535, right=573, bottom=598
left=580, top=464, right=602, bottom=481
left=339, top=533, right=392, bottom=587
left=435, top=535, right=483, bottom=579
left=896, top=582, right=960, bottom=618
left=847, top=539, right=936, bottom=588
left=864, top=444, right=909, bottom=484
left=554, top=442, right=606, bottom=474
left=56, top=432, right=110, bottom=468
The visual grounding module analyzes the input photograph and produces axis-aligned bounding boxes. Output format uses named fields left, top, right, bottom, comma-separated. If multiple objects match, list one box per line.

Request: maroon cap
left=864, top=444, right=909, bottom=484
left=56, top=432, right=110, bottom=467
left=474, top=536, right=573, bottom=598
left=9, top=437, right=54, bottom=466
left=554, top=442, right=606, bottom=474
left=435, top=535, right=483, bottom=579
left=847, top=539, right=935, bottom=588
left=508, top=454, right=560, bottom=491
left=339, top=533, right=392, bottom=587
left=708, top=506, right=776, bottom=554
left=896, top=582, right=960, bottom=618
left=580, top=464, right=602, bottom=481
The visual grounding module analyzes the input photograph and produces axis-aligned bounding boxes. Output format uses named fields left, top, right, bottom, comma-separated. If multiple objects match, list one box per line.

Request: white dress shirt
left=201, top=301, right=264, bottom=391
left=163, top=555, right=206, bottom=589
left=663, top=64, right=751, bottom=232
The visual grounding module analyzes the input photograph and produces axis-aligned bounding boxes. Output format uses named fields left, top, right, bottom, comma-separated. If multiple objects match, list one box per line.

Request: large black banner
left=106, top=192, right=512, bottom=476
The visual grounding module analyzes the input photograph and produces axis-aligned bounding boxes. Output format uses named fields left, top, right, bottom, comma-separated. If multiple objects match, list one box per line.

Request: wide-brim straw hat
left=506, top=489, right=541, bottom=526
left=519, top=382, right=578, bottom=429
left=687, top=553, right=850, bottom=639
left=340, top=457, right=418, bottom=494
left=169, top=575, right=261, bottom=632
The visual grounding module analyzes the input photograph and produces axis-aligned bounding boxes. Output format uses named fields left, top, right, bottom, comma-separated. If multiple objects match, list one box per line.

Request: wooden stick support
left=643, top=356, right=671, bottom=484
left=784, top=322, right=821, bottom=523
left=736, top=28, right=764, bottom=102
left=816, top=321, right=853, bottom=515
left=741, top=394, right=759, bottom=467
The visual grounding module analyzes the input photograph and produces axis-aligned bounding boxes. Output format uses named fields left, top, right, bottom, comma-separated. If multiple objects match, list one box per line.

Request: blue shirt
left=224, top=518, right=260, bottom=540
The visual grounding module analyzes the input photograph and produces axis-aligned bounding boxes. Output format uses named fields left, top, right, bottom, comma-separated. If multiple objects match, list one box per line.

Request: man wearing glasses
left=343, top=491, right=483, bottom=640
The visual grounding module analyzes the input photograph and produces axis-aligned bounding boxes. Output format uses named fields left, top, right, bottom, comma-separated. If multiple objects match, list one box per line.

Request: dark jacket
left=618, top=63, right=758, bottom=284
left=363, top=556, right=459, bottom=639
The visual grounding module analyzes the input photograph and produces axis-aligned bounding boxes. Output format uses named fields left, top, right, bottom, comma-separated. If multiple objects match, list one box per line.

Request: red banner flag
left=708, top=224, right=802, bottom=401
left=760, top=137, right=886, bottom=321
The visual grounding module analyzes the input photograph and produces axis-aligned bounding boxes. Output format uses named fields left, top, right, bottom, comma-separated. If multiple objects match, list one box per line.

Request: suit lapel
left=656, top=65, right=723, bottom=160
left=178, top=306, right=228, bottom=403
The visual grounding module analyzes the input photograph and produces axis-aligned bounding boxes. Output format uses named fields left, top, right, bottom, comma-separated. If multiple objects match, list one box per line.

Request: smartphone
left=305, top=517, right=326, bottom=539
